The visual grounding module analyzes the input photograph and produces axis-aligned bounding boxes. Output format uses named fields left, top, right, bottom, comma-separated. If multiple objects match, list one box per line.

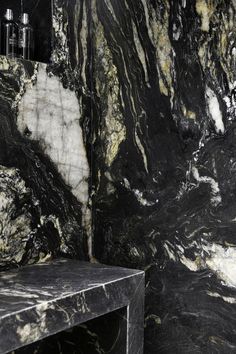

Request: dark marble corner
left=0, top=259, right=144, bottom=354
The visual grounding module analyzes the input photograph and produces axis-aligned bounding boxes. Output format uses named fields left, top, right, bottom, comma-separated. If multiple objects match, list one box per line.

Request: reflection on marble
left=0, top=258, right=144, bottom=354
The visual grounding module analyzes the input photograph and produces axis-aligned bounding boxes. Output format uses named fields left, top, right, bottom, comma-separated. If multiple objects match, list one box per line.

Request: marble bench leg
left=126, top=274, right=145, bottom=354
left=112, top=275, right=145, bottom=354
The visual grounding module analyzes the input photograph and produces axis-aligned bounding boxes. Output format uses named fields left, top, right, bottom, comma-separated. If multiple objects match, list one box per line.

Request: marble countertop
left=0, top=259, right=144, bottom=354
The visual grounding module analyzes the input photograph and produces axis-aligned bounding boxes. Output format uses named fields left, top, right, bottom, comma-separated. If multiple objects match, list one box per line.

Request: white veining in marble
left=0, top=166, right=32, bottom=266
left=17, top=64, right=89, bottom=206
left=206, top=86, right=225, bottom=134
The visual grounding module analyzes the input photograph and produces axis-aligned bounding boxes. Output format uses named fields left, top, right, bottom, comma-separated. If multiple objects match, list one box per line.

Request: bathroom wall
left=2, top=0, right=236, bottom=353
left=91, top=0, right=236, bottom=353
left=0, top=0, right=92, bottom=269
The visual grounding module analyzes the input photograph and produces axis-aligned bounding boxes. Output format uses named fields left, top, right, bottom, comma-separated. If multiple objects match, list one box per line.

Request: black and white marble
left=0, top=0, right=94, bottom=270
left=2, top=0, right=236, bottom=353
left=0, top=55, right=90, bottom=268
left=89, top=0, right=236, bottom=353
left=0, top=258, right=144, bottom=354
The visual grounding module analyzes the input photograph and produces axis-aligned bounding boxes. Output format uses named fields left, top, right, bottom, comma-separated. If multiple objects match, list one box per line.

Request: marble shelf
left=0, top=259, right=144, bottom=354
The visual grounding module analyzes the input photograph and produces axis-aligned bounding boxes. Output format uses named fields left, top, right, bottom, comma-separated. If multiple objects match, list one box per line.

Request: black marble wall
left=2, top=0, right=236, bottom=353
left=90, top=0, right=236, bottom=353
left=0, top=0, right=92, bottom=270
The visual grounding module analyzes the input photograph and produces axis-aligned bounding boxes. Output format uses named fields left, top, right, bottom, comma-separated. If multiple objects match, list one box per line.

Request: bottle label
left=9, top=33, right=17, bottom=46
left=19, top=31, right=32, bottom=48
left=18, top=39, right=24, bottom=48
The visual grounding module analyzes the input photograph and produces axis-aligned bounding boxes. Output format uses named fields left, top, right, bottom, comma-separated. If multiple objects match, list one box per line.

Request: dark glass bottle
left=18, top=13, right=34, bottom=60
left=2, top=9, right=18, bottom=58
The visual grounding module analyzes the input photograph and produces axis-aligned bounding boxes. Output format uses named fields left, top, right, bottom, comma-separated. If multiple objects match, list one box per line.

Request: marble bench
left=0, top=259, right=144, bottom=354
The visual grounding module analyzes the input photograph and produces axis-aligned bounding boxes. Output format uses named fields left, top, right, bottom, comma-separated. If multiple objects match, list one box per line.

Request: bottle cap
left=5, top=9, right=13, bottom=21
left=21, top=13, right=29, bottom=25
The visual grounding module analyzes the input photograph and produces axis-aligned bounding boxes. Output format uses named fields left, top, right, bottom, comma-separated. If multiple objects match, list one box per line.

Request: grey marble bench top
left=0, top=259, right=144, bottom=354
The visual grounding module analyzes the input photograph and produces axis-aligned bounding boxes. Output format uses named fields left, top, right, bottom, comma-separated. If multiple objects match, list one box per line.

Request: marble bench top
left=0, top=259, right=144, bottom=354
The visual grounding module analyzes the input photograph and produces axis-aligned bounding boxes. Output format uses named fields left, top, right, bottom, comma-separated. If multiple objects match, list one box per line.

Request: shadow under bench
left=0, top=259, right=144, bottom=354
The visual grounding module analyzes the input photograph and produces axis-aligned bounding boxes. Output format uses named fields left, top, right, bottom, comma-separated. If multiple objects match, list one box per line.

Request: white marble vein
left=17, top=64, right=89, bottom=205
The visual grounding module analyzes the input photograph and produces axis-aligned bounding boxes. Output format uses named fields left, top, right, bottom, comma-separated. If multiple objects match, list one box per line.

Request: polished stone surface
left=89, top=1, right=236, bottom=353
left=0, top=258, right=144, bottom=354
left=0, top=0, right=94, bottom=275
left=2, top=0, right=236, bottom=353
left=0, top=55, right=90, bottom=269
left=0, top=0, right=93, bottom=269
